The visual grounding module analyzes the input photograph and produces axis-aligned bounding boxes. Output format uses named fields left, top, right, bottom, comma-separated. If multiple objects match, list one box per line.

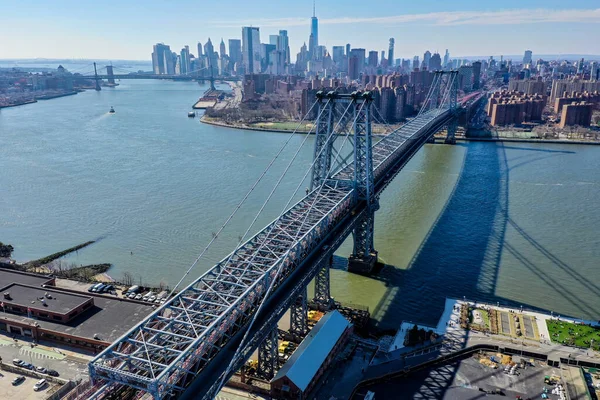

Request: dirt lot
left=0, top=368, right=57, bottom=399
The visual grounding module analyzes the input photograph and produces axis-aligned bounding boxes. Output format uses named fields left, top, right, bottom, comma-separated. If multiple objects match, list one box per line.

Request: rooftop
left=0, top=269, right=53, bottom=291
left=273, top=310, right=351, bottom=392
left=8, top=294, right=155, bottom=343
left=1, top=283, right=91, bottom=315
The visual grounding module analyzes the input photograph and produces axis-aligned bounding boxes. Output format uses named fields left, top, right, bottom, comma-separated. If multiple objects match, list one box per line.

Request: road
left=0, top=334, right=89, bottom=382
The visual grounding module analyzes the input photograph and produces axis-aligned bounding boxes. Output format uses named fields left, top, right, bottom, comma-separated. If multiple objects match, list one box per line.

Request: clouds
left=212, top=8, right=600, bottom=28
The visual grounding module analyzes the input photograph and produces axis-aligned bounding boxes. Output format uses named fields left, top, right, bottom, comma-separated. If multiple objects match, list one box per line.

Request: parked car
left=13, top=358, right=24, bottom=367
left=46, top=369, right=59, bottom=377
left=134, top=294, right=143, bottom=300
left=126, top=285, right=140, bottom=294
left=35, top=366, right=47, bottom=374
left=88, top=284, right=99, bottom=292
left=103, top=284, right=115, bottom=293
left=127, top=292, right=136, bottom=299
left=21, top=362, right=34, bottom=370
left=93, top=284, right=106, bottom=293
left=33, top=378, right=47, bottom=391
left=11, top=376, right=25, bottom=386
left=142, top=293, right=152, bottom=301
left=149, top=295, right=157, bottom=302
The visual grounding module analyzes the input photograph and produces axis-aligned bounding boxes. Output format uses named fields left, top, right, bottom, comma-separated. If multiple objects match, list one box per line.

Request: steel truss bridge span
left=85, top=72, right=460, bottom=400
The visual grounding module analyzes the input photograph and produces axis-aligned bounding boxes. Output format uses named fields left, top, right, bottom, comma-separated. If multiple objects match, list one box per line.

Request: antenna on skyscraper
left=313, top=0, right=316, bottom=17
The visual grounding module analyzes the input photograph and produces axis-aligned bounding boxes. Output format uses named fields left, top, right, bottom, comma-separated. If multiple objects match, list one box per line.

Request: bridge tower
left=106, top=65, right=115, bottom=86
left=348, top=92, right=378, bottom=274
left=93, top=62, right=101, bottom=91
left=443, top=70, right=459, bottom=144
left=311, top=90, right=378, bottom=274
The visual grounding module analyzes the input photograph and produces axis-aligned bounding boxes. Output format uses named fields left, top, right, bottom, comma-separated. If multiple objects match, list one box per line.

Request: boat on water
left=109, top=106, right=115, bottom=114
left=188, top=111, right=196, bottom=118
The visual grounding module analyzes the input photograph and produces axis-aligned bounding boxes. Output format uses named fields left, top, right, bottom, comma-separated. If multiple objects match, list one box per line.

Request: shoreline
left=0, top=90, right=80, bottom=109
left=200, top=115, right=392, bottom=136
left=203, top=116, right=600, bottom=145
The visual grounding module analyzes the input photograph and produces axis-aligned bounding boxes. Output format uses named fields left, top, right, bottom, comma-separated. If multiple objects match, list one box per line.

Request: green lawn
left=547, top=320, right=600, bottom=349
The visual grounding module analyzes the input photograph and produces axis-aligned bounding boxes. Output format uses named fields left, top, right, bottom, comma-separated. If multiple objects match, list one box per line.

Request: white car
left=149, top=296, right=157, bottom=302
left=134, top=294, right=143, bottom=300
left=33, top=378, right=47, bottom=391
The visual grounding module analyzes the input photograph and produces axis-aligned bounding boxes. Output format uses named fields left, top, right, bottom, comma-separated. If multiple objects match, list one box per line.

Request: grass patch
left=547, top=319, right=600, bottom=349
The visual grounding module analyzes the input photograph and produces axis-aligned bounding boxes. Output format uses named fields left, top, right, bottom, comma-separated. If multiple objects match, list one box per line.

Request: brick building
left=487, top=90, right=545, bottom=126
left=508, top=78, right=546, bottom=96
left=554, top=91, right=600, bottom=114
left=559, top=102, right=593, bottom=128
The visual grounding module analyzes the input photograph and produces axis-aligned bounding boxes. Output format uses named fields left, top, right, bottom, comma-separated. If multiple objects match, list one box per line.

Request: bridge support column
left=289, top=286, right=308, bottom=341
left=314, top=255, right=334, bottom=310
left=348, top=207, right=379, bottom=274
left=445, top=118, right=457, bottom=144
left=257, top=327, right=278, bottom=381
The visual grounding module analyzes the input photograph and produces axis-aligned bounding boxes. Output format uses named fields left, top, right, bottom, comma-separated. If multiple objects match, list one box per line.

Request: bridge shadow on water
left=343, top=141, right=586, bottom=398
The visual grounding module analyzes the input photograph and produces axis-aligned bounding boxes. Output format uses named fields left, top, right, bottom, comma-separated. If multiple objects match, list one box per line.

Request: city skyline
left=1, top=0, right=600, bottom=60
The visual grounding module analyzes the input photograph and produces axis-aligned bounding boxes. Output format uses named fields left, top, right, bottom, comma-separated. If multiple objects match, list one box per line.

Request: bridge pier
left=445, top=118, right=457, bottom=144
left=348, top=207, right=379, bottom=274
left=257, top=326, right=278, bottom=380
left=289, top=286, right=308, bottom=341
left=313, top=255, right=334, bottom=310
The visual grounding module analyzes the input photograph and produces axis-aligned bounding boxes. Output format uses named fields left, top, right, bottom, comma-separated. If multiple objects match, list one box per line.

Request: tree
left=122, top=272, right=133, bottom=286
left=0, top=242, right=14, bottom=258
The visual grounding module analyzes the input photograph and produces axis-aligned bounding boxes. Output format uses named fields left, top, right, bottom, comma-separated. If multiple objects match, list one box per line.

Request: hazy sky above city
left=1, top=0, right=599, bottom=61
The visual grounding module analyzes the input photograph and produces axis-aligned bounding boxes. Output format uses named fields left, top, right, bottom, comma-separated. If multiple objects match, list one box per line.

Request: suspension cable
left=214, top=99, right=358, bottom=394
left=165, top=99, right=320, bottom=299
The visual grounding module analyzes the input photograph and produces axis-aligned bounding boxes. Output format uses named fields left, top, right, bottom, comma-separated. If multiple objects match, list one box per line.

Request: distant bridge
left=69, top=71, right=476, bottom=400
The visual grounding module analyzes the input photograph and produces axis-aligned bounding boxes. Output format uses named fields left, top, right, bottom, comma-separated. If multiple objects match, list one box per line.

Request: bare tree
left=122, top=272, right=133, bottom=286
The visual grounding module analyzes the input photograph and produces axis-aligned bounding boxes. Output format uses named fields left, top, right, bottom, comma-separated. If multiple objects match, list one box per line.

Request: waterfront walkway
left=341, top=299, right=600, bottom=399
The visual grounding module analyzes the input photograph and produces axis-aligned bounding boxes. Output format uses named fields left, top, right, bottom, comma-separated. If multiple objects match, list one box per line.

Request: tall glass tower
left=309, top=1, right=319, bottom=59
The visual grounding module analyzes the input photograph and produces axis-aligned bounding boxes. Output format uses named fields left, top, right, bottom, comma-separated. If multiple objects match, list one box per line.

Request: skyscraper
left=443, top=49, right=450, bottom=68
left=228, top=39, right=242, bottom=68
left=309, top=1, right=319, bottom=59
left=413, top=56, right=419, bottom=70
left=180, top=45, right=190, bottom=75
left=204, top=38, right=218, bottom=77
left=430, top=52, right=442, bottom=71
left=242, top=26, right=261, bottom=73
left=152, top=43, right=174, bottom=75
left=388, top=38, right=395, bottom=68
left=472, top=61, right=482, bottom=90
left=368, top=51, right=378, bottom=68
left=423, top=51, right=431, bottom=70
left=350, top=48, right=366, bottom=75
left=278, top=30, right=290, bottom=65
left=523, top=50, right=532, bottom=65
left=219, top=39, right=227, bottom=58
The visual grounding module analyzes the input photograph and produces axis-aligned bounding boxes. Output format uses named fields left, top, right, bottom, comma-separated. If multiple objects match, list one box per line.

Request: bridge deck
left=88, top=105, right=454, bottom=399
left=89, top=182, right=354, bottom=398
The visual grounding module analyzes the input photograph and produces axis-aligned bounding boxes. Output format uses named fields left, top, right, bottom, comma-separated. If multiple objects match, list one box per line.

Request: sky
left=1, top=0, right=599, bottom=61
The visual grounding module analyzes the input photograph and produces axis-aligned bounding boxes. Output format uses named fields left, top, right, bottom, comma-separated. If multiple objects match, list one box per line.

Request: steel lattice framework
left=87, top=77, right=460, bottom=400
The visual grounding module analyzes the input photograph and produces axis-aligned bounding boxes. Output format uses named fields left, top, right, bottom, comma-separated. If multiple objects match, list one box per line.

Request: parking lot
left=0, top=335, right=89, bottom=382
left=0, top=368, right=57, bottom=399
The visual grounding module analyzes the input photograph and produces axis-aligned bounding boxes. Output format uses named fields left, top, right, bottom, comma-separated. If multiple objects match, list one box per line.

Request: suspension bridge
left=67, top=70, right=478, bottom=400
left=68, top=62, right=240, bottom=91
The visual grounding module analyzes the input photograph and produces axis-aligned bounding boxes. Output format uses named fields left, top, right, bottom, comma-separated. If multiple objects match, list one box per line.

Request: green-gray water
left=2, top=80, right=599, bottom=330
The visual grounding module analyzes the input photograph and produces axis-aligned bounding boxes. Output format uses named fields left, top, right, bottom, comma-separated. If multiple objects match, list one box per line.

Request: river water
left=1, top=79, right=599, bottom=330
